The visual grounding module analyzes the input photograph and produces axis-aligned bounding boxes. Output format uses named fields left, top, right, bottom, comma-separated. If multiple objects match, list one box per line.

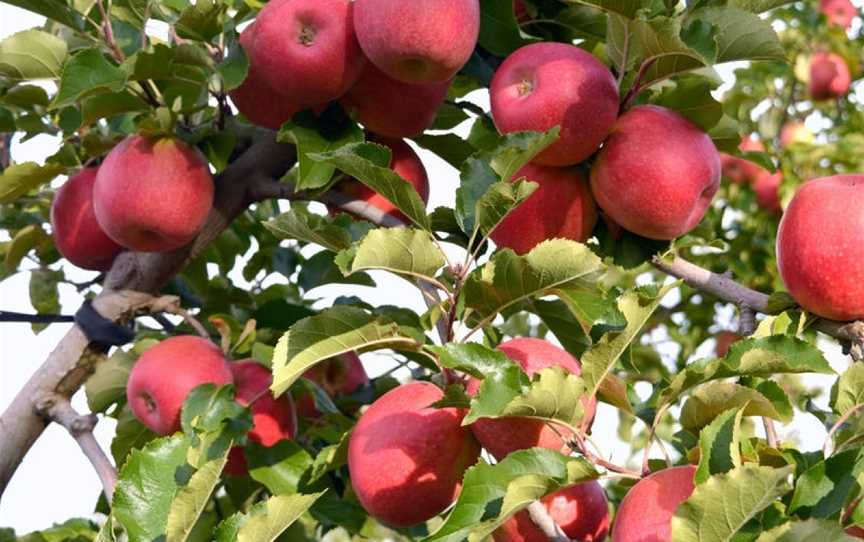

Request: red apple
left=809, top=52, right=851, bottom=101
left=467, top=338, right=596, bottom=460
left=720, top=136, right=765, bottom=185
left=590, top=105, right=721, bottom=240
left=229, top=24, right=300, bottom=130
left=848, top=525, right=864, bottom=538
left=353, top=0, right=480, bottom=84
left=777, top=175, right=864, bottom=321
left=297, top=352, right=369, bottom=418
left=611, top=465, right=697, bottom=542
left=754, top=171, right=782, bottom=214
left=490, top=163, right=597, bottom=255
left=348, top=381, right=481, bottom=527
left=340, top=62, right=451, bottom=138
left=493, top=482, right=610, bottom=542
left=513, top=0, right=530, bottom=22
left=820, top=0, right=857, bottom=28
left=714, top=331, right=741, bottom=358
left=246, top=0, right=365, bottom=112
left=224, top=360, right=298, bottom=476
left=779, top=122, right=814, bottom=148
left=329, top=137, right=429, bottom=222
left=490, top=42, right=619, bottom=166
left=126, top=336, right=233, bottom=435
left=50, top=167, right=123, bottom=271
left=94, top=135, right=214, bottom=252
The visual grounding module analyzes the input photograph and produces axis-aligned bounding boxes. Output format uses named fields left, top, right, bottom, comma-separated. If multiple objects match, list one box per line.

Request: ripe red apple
left=611, top=465, right=697, bottom=542
left=246, top=0, right=365, bottom=111
left=467, top=338, right=596, bottom=460
left=513, top=0, right=530, bottom=22
left=329, top=138, right=429, bottom=222
left=229, top=24, right=300, bottom=130
left=714, top=331, right=741, bottom=358
left=820, top=0, right=857, bottom=28
left=490, top=42, right=619, bottom=166
left=50, top=167, right=123, bottom=271
left=353, top=0, right=480, bottom=84
left=126, top=336, right=233, bottom=435
left=297, top=352, right=369, bottom=418
left=754, top=171, right=782, bottom=214
left=493, top=482, right=610, bottom=542
left=348, top=381, right=481, bottom=527
left=809, top=52, right=851, bottom=101
left=777, top=175, right=864, bottom=321
left=490, top=163, right=597, bottom=255
left=340, top=62, right=451, bottom=138
left=224, top=360, right=298, bottom=476
left=93, top=135, right=214, bottom=252
left=779, top=122, right=814, bottom=148
left=848, top=525, right=864, bottom=538
left=720, top=136, right=765, bottom=185
left=590, top=105, right=721, bottom=240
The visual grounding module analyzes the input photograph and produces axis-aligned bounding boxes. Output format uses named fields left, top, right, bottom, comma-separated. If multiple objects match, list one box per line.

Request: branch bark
left=0, top=130, right=297, bottom=500
left=526, top=502, right=573, bottom=542
left=0, top=133, right=10, bottom=171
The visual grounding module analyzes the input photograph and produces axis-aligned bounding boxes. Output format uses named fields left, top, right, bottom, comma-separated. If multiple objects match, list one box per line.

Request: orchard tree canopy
left=3, top=0, right=864, bottom=540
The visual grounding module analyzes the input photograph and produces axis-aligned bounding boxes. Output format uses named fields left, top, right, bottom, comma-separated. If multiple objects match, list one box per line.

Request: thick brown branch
left=36, top=394, right=116, bottom=501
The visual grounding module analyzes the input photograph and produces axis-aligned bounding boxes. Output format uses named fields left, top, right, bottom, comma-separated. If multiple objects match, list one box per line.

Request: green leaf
left=271, top=306, right=421, bottom=396
left=475, top=179, right=538, bottom=238
left=652, top=75, right=723, bottom=131
left=246, top=440, right=313, bottom=495
left=463, top=239, right=605, bottom=324
left=755, top=519, right=858, bottom=541
left=478, top=0, right=534, bottom=56
left=789, top=448, right=864, bottom=519
left=413, top=133, right=475, bottom=169
left=278, top=107, right=364, bottom=191
left=580, top=283, right=676, bottom=400
left=729, top=0, right=798, bottom=13
left=113, top=435, right=191, bottom=542
left=5, top=224, right=48, bottom=271
left=175, top=0, right=226, bottom=42
left=307, top=432, right=350, bottom=483
left=165, top=450, right=228, bottom=542
left=86, top=349, right=136, bottom=413
left=0, top=29, right=67, bottom=80
left=337, top=227, right=446, bottom=285
left=310, top=142, right=430, bottom=230
left=1, top=0, right=83, bottom=30
left=264, top=205, right=373, bottom=252
left=833, top=363, right=864, bottom=416
left=569, top=0, right=643, bottom=18
left=671, top=465, right=794, bottom=541
left=214, top=492, right=325, bottom=542
left=51, top=48, right=128, bottom=110
left=180, top=383, right=252, bottom=467
left=695, top=407, right=744, bottom=485
left=690, top=7, right=787, bottom=65
left=216, top=38, right=248, bottom=92
left=456, top=129, right=559, bottom=235
left=484, top=366, right=588, bottom=429
left=81, top=91, right=149, bottom=125
left=297, top=250, right=375, bottom=290
left=29, top=268, right=62, bottom=316
left=111, top=406, right=157, bottom=468
left=556, top=286, right=627, bottom=336
left=681, top=381, right=792, bottom=431
left=0, top=161, right=65, bottom=204
left=425, top=448, right=598, bottom=542
left=532, top=299, right=592, bottom=358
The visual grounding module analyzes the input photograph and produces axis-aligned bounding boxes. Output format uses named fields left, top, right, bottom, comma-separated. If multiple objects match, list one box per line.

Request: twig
left=97, top=0, right=125, bottom=64
left=763, top=418, right=779, bottom=448
left=526, top=502, right=572, bottom=542
left=35, top=394, right=116, bottom=501
left=167, top=307, right=210, bottom=339
left=0, top=133, right=10, bottom=171
left=824, top=403, right=864, bottom=456
left=620, top=58, right=658, bottom=112
left=641, top=403, right=672, bottom=476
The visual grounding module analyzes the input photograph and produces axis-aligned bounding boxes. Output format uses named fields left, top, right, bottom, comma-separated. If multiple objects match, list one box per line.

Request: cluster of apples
left=124, top=335, right=370, bottom=474
left=51, top=135, right=215, bottom=271
left=720, top=135, right=782, bottom=214
left=808, top=0, right=857, bottom=101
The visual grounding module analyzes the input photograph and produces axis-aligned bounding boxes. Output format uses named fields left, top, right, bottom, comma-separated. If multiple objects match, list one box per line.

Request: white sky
left=0, top=5, right=842, bottom=535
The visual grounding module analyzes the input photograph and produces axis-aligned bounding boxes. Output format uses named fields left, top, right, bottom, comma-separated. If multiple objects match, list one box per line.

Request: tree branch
left=0, top=130, right=297, bottom=501
left=526, top=502, right=572, bottom=542
left=35, top=394, right=116, bottom=501
left=0, top=133, right=10, bottom=171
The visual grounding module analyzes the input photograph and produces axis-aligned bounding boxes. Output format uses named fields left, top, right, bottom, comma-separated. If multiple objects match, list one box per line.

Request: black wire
left=0, top=311, right=75, bottom=323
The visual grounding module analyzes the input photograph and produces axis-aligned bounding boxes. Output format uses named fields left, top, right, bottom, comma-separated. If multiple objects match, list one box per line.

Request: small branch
left=35, top=394, right=116, bottom=502
left=0, top=133, right=10, bottom=171
left=824, top=404, right=864, bottom=456
left=248, top=178, right=299, bottom=203
left=97, top=0, right=125, bottom=64
left=620, top=58, right=657, bottom=112
left=320, top=191, right=404, bottom=228
left=641, top=403, right=672, bottom=476
left=763, top=418, right=779, bottom=448
left=739, top=305, right=756, bottom=337
left=165, top=307, right=210, bottom=339
left=526, top=502, right=572, bottom=542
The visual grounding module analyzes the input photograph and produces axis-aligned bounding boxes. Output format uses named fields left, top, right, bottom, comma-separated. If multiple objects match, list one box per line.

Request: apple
left=245, top=0, right=364, bottom=112
left=820, top=0, right=857, bottom=28
left=777, top=175, right=864, bottom=321
left=353, top=0, right=480, bottom=84
left=467, top=338, right=596, bottom=460
left=340, top=62, right=451, bottom=138
left=94, top=135, right=214, bottom=252
left=714, top=331, right=741, bottom=358
left=513, top=0, right=530, bottom=22
left=493, top=482, right=610, bottom=542
left=224, top=360, right=298, bottom=476
left=329, top=137, right=429, bottom=222
left=126, top=336, right=233, bottom=435
left=848, top=525, right=864, bottom=538
left=779, top=122, right=814, bottom=148
left=297, top=352, right=369, bottom=418
left=754, top=171, right=782, bottom=214
left=348, top=381, right=481, bottom=527
left=590, top=105, right=721, bottom=240
left=229, top=24, right=301, bottom=130
left=490, top=42, right=619, bottom=166
left=611, top=465, right=697, bottom=542
left=490, top=163, right=598, bottom=255
left=809, top=52, right=851, bottom=101
left=720, top=136, right=765, bottom=185
left=50, top=167, right=124, bottom=271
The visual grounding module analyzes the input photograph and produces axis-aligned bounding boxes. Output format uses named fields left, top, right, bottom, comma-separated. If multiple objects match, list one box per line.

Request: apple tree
left=1, top=0, right=864, bottom=540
